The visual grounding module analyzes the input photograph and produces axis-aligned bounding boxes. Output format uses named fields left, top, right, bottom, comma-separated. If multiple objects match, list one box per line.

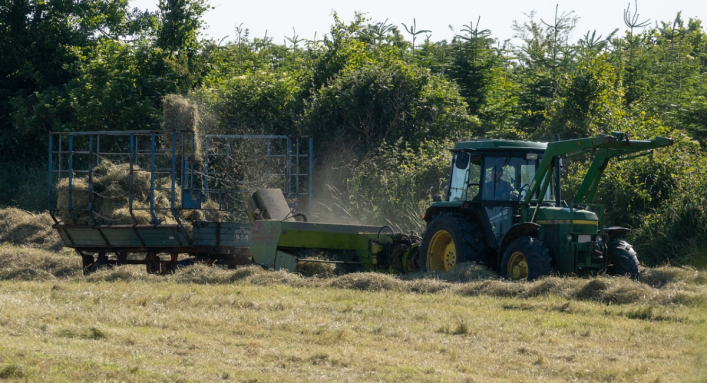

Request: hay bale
left=110, top=206, right=152, bottom=224
left=162, top=94, right=202, bottom=158
left=54, top=158, right=191, bottom=225
left=163, top=94, right=198, bottom=132
left=200, top=199, right=235, bottom=222
left=93, top=160, right=151, bottom=201
left=56, top=178, right=92, bottom=224
left=296, top=257, right=336, bottom=278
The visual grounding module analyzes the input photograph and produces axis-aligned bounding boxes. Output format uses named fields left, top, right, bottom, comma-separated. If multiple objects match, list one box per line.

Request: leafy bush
left=332, top=139, right=453, bottom=234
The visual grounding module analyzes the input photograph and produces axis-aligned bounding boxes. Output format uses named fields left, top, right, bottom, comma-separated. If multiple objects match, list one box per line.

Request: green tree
left=305, top=59, right=479, bottom=155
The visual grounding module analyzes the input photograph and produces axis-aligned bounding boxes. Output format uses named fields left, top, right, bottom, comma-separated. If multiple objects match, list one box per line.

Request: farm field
left=0, top=246, right=705, bottom=382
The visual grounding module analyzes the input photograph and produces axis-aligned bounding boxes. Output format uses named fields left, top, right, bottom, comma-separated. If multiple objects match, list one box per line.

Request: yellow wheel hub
left=428, top=230, right=457, bottom=271
left=508, top=251, right=528, bottom=280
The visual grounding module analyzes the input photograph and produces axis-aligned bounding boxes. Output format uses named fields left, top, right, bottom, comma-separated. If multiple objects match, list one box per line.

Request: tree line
left=1, top=1, right=705, bottom=265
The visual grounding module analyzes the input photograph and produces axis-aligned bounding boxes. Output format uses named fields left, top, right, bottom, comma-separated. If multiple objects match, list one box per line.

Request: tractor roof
left=452, top=139, right=547, bottom=152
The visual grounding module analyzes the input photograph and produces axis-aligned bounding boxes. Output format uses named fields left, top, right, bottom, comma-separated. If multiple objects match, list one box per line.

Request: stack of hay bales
left=56, top=160, right=175, bottom=224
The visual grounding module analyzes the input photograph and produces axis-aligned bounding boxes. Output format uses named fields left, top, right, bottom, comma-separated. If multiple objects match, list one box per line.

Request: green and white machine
left=420, top=132, right=673, bottom=280
left=247, top=189, right=421, bottom=273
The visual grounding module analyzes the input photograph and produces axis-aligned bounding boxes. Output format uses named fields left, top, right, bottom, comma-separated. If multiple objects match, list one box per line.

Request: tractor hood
left=533, top=206, right=598, bottom=226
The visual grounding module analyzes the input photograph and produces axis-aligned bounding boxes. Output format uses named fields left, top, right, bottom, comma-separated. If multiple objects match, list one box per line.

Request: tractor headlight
left=566, top=233, right=573, bottom=242
left=596, top=235, right=604, bottom=244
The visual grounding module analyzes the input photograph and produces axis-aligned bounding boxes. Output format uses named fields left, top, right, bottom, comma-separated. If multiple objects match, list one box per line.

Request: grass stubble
left=0, top=245, right=705, bottom=382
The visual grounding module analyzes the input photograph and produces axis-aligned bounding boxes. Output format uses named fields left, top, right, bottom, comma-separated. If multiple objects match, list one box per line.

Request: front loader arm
left=525, top=134, right=617, bottom=205
left=524, top=133, right=673, bottom=210
left=573, top=135, right=674, bottom=205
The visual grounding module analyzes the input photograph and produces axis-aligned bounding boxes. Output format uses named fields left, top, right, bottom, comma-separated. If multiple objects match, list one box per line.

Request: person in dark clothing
left=483, top=166, right=516, bottom=201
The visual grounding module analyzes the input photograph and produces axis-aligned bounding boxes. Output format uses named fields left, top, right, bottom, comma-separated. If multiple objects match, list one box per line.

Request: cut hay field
left=0, top=246, right=706, bottom=382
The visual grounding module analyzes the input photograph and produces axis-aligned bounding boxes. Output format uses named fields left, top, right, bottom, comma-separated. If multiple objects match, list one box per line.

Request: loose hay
left=0, top=208, right=64, bottom=251
left=84, top=266, right=161, bottom=283
left=247, top=270, right=307, bottom=287
left=328, top=272, right=405, bottom=292
left=0, top=246, right=78, bottom=278
left=172, top=264, right=234, bottom=284
left=295, top=251, right=337, bottom=278
left=0, top=244, right=704, bottom=307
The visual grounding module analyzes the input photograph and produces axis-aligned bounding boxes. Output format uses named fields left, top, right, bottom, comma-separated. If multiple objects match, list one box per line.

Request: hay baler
left=246, top=189, right=421, bottom=273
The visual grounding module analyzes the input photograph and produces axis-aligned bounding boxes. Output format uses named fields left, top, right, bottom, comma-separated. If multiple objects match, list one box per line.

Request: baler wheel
left=419, top=213, right=486, bottom=272
left=500, top=237, right=551, bottom=281
left=607, top=239, right=640, bottom=280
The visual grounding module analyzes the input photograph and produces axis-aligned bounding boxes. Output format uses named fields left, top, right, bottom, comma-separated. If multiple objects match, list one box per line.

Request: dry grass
left=1, top=246, right=706, bottom=306
left=0, top=245, right=705, bottom=382
left=0, top=208, right=64, bottom=251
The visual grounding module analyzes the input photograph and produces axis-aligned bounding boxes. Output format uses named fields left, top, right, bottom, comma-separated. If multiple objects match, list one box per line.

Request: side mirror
left=455, top=152, right=470, bottom=169
left=432, top=194, right=443, bottom=202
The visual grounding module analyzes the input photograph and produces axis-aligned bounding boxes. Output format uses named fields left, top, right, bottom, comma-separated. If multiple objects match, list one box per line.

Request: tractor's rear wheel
left=419, top=213, right=486, bottom=272
left=607, top=239, right=640, bottom=280
left=500, top=237, right=551, bottom=281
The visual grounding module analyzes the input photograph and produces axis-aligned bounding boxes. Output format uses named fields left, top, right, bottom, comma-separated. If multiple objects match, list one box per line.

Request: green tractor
left=420, top=132, right=673, bottom=280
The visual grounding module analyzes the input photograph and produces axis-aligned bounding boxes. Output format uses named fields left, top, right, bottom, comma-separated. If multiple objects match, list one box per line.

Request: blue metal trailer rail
left=48, top=130, right=313, bottom=274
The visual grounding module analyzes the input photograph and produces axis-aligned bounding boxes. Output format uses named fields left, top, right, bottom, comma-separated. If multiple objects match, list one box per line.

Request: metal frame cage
left=49, top=130, right=314, bottom=228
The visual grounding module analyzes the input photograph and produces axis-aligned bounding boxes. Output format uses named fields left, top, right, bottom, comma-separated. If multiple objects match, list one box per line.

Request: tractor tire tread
left=419, top=212, right=486, bottom=272
left=500, top=236, right=552, bottom=281
left=607, top=239, right=640, bottom=280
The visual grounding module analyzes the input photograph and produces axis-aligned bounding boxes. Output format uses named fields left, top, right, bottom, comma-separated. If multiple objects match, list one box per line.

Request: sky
left=130, top=0, right=707, bottom=45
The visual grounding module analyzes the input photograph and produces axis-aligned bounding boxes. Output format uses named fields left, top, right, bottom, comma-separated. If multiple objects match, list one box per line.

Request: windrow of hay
left=0, top=245, right=704, bottom=306
left=0, top=208, right=64, bottom=251
left=0, top=246, right=78, bottom=280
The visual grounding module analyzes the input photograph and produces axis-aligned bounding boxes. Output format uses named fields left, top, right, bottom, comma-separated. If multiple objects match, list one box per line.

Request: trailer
left=49, top=130, right=313, bottom=274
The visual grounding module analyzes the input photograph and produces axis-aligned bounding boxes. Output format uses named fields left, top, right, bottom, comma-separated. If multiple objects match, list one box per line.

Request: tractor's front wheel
left=419, top=213, right=486, bottom=272
left=607, top=239, right=640, bottom=280
left=500, top=237, right=552, bottom=281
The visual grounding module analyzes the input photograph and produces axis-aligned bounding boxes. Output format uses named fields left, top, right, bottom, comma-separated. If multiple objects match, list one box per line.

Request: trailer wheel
left=419, top=213, right=486, bottom=272
left=607, top=239, right=640, bottom=280
left=500, top=237, right=551, bottom=281
left=89, top=253, right=111, bottom=273
left=81, top=255, right=94, bottom=275
left=145, top=253, right=160, bottom=274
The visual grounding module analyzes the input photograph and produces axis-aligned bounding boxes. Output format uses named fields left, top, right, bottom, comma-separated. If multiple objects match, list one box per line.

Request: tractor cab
left=447, top=140, right=554, bottom=244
